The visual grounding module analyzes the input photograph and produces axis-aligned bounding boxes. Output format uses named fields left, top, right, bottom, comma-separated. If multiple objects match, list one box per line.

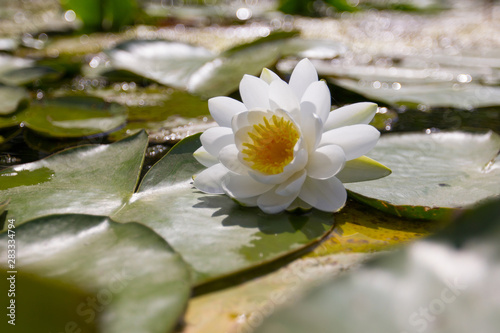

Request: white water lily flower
left=193, top=58, right=390, bottom=214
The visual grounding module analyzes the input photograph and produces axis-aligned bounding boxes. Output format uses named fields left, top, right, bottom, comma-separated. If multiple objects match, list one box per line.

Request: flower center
left=242, top=114, right=299, bottom=175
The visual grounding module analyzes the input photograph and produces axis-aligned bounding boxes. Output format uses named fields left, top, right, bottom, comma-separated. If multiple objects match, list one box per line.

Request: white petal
left=289, top=58, right=318, bottom=100
left=239, top=75, right=270, bottom=110
left=323, top=102, right=378, bottom=131
left=269, top=79, right=300, bottom=116
left=298, top=176, right=347, bottom=212
left=219, top=144, right=249, bottom=175
left=193, top=163, right=228, bottom=194
left=301, top=80, right=331, bottom=124
left=336, top=156, right=391, bottom=183
left=249, top=147, right=308, bottom=185
left=200, top=127, right=235, bottom=157
left=231, top=109, right=270, bottom=133
left=257, top=187, right=300, bottom=214
left=222, top=173, right=274, bottom=199
left=306, top=145, right=346, bottom=179
left=299, top=105, right=323, bottom=152
left=208, top=97, right=247, bottom=127
left=193, top=146, right=218, bottom=167
left=319, top=124, right=380, bottom=160
left=276, top=169, right=307, bottom=196
left=260, top=68, right=282, bottom=84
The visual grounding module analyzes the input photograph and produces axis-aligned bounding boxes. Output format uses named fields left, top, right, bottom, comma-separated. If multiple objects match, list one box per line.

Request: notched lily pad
left=346, top=131, right=500, bottom=219
left=0, top=214, right=191, bottom=333
left=112, top=134, right=335, bottom=286
left=0, top=131, right=148, bottom=224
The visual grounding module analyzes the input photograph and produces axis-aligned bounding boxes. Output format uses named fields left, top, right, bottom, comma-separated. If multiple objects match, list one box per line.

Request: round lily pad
left=345, top=131, right=500, bottom=219
left=0, top=214, right=191, bottom=333
left=21, top=96, right=127, bottom=138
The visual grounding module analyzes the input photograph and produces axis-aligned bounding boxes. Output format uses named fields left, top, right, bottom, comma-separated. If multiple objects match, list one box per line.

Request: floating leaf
left=183, top=200, right=444, bottom=333
left=346, top=131, right=500, bottom=219
left=107, top=40, right=215, bottom=89
left=187, top=32, right=299, bottom=97
left=255, top=198, right=500, bottom=333
left=91, top=87, right=210, bottom=130
left=312, top=200, right=444, bottom=256
left=332, top=78, right=500, bottom=109
left=20, top=96, right=127, bottom=138
left=280, top=38, right=347, bottom=59
left=0, top=214, right=191, bottom=333
left=0, top=131, right=148, bottom=224
left=0, top=66, right=62, bottom=86
left=107, top=32, right=315, bottom=98
left=0, top=85, right=29, bottom=115
left=112, top=134, right=335, bottom=286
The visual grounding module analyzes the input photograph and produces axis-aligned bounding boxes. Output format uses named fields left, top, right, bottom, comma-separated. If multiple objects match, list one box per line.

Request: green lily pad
left=345, top=131, right=500, bottom=219
left=332, top=78, right=500, bottom=109
left=21, top=96, right=127, bottom=138
left=0, top=85, right=29, bottom=115
left=183, top=199, right=445, bottom=333
left=0, top=214, right=191, bottom=333
left=107, top=39, right=216, bottom=89
left=107, top=31, right=314, bottom=98
left=0, top=131, right=147, bottom=224
left=187, top=32, right=299, bottom=97
left=92, top=87, right=209, bottom=128
left=254, top=198, right=500, bottom=333
left=112, top=134, right=335, bottom=286
left=0, top=66, right=62, bottom=86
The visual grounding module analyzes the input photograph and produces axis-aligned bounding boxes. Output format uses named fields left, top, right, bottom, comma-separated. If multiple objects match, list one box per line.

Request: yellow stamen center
left=242, top=114, right=299, bottom=175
